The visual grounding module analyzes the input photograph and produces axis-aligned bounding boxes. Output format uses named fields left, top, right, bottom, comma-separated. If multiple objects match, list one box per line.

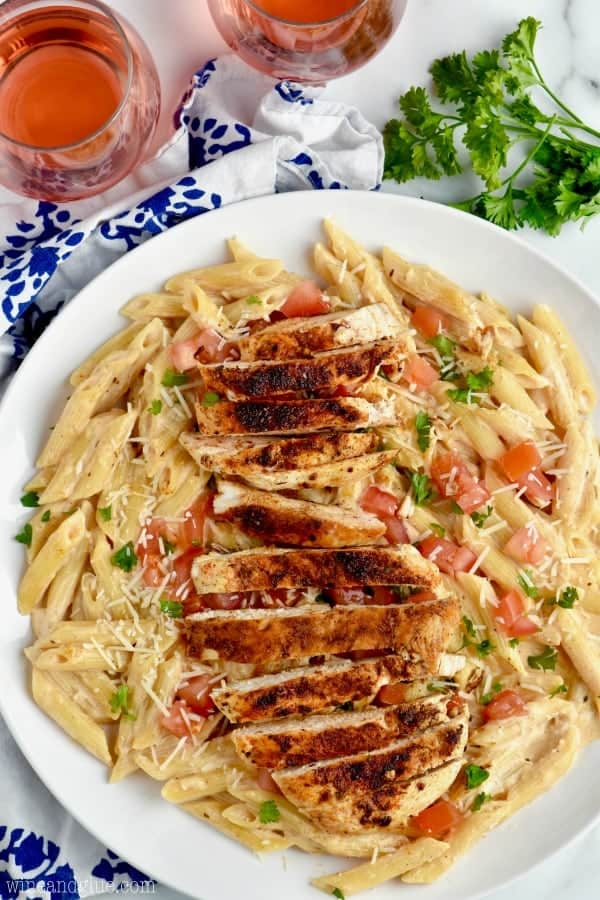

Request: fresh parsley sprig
left=383, top=18, right=600, bottom=235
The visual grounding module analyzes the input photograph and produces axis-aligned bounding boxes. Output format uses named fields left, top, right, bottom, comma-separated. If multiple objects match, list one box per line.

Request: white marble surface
left=3, top=0, right=600, bottom=897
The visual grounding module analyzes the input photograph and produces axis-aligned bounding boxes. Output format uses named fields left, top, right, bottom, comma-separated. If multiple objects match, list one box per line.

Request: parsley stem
left=529, top=57, right=585, bottom=125
left=506, top=116, right=556, bottom=185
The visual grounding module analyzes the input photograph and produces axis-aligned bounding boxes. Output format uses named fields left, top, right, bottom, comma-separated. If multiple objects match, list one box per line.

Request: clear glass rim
left=244, top=0, right=368, bottom=29
left=0, top=0, right=133, bottom=152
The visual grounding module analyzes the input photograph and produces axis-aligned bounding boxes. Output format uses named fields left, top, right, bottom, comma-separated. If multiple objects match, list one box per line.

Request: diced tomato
left=431, top=452, right=476, bottom=499
left=499, top=442, right=541, bottom=482
left=378, top=682, right=410, bottom=705
left=281, top=280, right=330, bottom=318
left=521, top=468, right=554, bottom=507
left=137, top=517, right=179, bottom=564
left=407, top=590, right=437, bottom=603
left=142, top=555, right=165, bottom=588
left=456, top=482, right=491, bottom=515
left=446, top=695, right=464, bottom=715
left=176, top=675, right=216, bottom=716
left=202, top=591, right=244, bottom=610
left=509, top=615, right=539, bottom=636
left=383, top=515, right=410, bottom=545
left=402, top=354, right=438, bottom=392
left=160, top=700, right=196, bottom=737
left=360, top=485, right=399, bottom=519
left=504, top=525, right=548, bottom=565
left=419, top=536, right=476, bottom=575
left=412, top=799, right=464, bottom=838
left=329, top=588, right=367, bottom=605
left=451, top=546, right=478, bottom=572
left=411, top=306, right=448, bottom=339
left=181, top=492, right=213, bottom=550
left=257, top=768, right=282, bottom=794
left=368, top=587, right=397, bottom=605
left=498, top=442, right=554, bottom=508
left=168, top=328, right=236, bottom=371
left=171, top=550, right=202, bottom=594
left=483, top=689, right=528, bottom=721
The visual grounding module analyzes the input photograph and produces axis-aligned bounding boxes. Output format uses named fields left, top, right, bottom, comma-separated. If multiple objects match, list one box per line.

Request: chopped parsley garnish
left=550, top=683, right=568, bottom=697
left=528, top=645, right=558, bottom=671
left=20, top=491, right=39, bottom=508
left=111, top=541, right=138, bottom=572
left=508, top=637, right=520, bottom=648
left=430, top=522, right=446, bottom=538
left=148, top=399, right=162, bottom=415
left=427, top=681, right=451, bottom=694
left=480, top=681, right=503, bottom=705
left=406, top=470, right=434, bottom=505
left=15, top=524, right=32, bottom=547
left=462, top=616, right=494, bottom=657
left=315, top=592, right=334, bottom=607
left=162, top=538, right=176, bottom=555
left=450, top=501, right=464, bottom=515
left=415, top=410, right=431, bottom=452
left=161, top=368, right=188, bottom=388
left=99, top=506, right=112, bottom=522
left=109, top=684, right=136, bottom=720
left=465, top=764, right=490, bottom=789
left=462, top=615, right=477, bottom=640
left=160, top=599, right=183, bottom=619
left=476, top=639, right=494, bottom=658
left=471, top=505, right=493, bottom=528
left=41, top=510, right=51, bottom=523
left=332, top=890, right=345, bottom=900
left=447, top=367, right=494, bottom=405
left=336, top=701, right=355, bottom=712
left=201, top=392, right=221, bottom=407
left=428, top=334, right=460, bottom=382
left=553, top=586, right=578, bottom=609
left=472, top=792, right=491, bottom=812
left=246, top=295, right=262, bottom=305
left=258, top=799, right=280, bottom=824
left=517, top=570, right=539, bottom=598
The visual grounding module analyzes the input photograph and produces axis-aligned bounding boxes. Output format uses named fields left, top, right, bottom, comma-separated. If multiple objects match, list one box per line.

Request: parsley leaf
left=471, top=505, right=493, bottom=527
left=463, top=615, right=477, bottom=640
left=148, top=399, right=162, bottom=415
left=430, top=522, right=446, bottom=537
left=528, top=645, right=558, bottom=671
left=332, top=890, right=345, bottom=900
left=160, top=599, right=183, bottom=619
left=41, top=510, right=51, bottom=523
left=111, top=541, right=138, bottom=572
left=466, top=367, right=494, bottom=391
left=554, top=586, right=578, bottom=609
left=450, top=500, right=464, bottom=514
left=480, top=681, right=503, bottom=705
left=406, top=470, right=434, bottom=506
left=99, top=506, right=112, bottom=522
left=110, top=684, right=136, bottom=721
left=509, top=637, right=520, bottom=648
left=550, top=683, right=568, bottom=698
left=161, top=369, right=188, bottom=388
left=473, top=792, right=492, bottom=812
left=15, top=523, right=32, bottom=547
left=383, top=18, right=600, bottom=236
left=415, top=411, right=431, bottom=452
left=201, top=391, right=221, bottom=407
left=246, top=295, right=262, bottom=305
left=428, top=334, right=456, bottom=357
left=258, top=800, right=280, bottom=824
left=476, top=638, right=495, bottom=658
left=465, top=764, right=490, bottom=789
left=518, top=570, right=539, bottom=598
left=20, top=491, right=39, bottom=508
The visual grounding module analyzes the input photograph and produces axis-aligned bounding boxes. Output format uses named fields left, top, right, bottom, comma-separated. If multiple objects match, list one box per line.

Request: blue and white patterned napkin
left=0, top=54, right=382, bottom=899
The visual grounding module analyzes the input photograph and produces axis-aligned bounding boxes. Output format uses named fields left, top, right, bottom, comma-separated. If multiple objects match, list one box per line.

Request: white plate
left=1, top=191, right=599, bottom=900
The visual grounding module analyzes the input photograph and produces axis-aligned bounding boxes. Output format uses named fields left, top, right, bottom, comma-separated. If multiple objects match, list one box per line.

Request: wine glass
left=0, top=0, right=161, bottom=201
left=207, top=0, right=409, bottom=83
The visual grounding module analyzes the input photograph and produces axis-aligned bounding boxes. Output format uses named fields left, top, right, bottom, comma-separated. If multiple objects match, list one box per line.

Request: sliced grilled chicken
left=195, top=396, right=396, bottom=435
left=237, top=304, right=405, bottom=361
left=185, top=598, right=461, bottom=664
left=211, top=656, right=434, bottom=723
left=191, top=545, right=441, bottom=595
left=212, top=481, right=385, bottom=547
left=180, top=431, right=379, bottom=474
left=237, top=451, right=397, bottom=491
left=273, top=710, right=468, bottom=832
left=232, top=695, right=458, bottom=769
left=197, top=341, right=400, bottom=400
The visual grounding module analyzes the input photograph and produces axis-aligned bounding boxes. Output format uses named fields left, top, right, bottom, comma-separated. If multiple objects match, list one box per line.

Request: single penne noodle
left=558, top=609, right=600, bottom=701
left=43, top=535, right=90, bottom=634
left=165, top=258, right=283, bottom=294
left=518, top=316, right=577, bottom=429
left=313, top=242, right=363, bottom=306
left=227, top=236, right=259, bottom=262
left=221, top=283, right=293, bottom=326
left=488, top=366, right=552, bottom=430
left=24, top=466, right=56, bottom=492
left=133, top=653, right=184, bottom=751
left=472, top=295, right=524, bottom=349
left=31, top=668, right=112, bottom=765
left=323, top=218, right=373, bottom=271
left=312, top=837, right=448, bottom=896
left=498, top=347, right=550, bottom=389
left=121, top=292, right=188, bottom=321
left=181, top=797, right=291, bottom=852
left=70, top=320, right=145, bottom=385
left=362, top=256, right=414, bottom=331
left=47, top=671, right=116, bottom=724
left=533, top=304, right=596, bottom=413
left=181, top=282, right=225, bottom=329
left=18, top=508, right=86, bottom=614
left=457, top=573, right=525, bottom=673
left=558, top=423, right=588, bottom=526
left=162, top=771, right=230, bottom=803
left=475, top=405, right=538, bottom=444
left=153, top=471, right=211, bottom=518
